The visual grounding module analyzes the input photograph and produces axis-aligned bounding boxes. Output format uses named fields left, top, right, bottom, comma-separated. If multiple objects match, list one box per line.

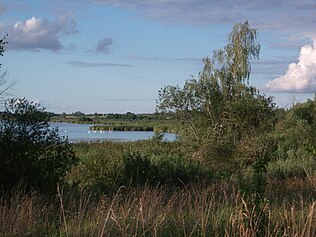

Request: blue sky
left=1, top=0, right=316, bottom=113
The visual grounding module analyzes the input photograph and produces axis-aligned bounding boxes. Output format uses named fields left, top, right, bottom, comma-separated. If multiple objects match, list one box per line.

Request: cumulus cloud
left=265, top=41, right=316, bottom=92
left=4, top=15, right=77, bottom=51
left=94, top=37, right=114, bottom=54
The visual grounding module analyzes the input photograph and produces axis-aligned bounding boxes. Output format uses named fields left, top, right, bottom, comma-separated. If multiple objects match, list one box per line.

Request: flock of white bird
left=64, top=130, right=111, bottom=133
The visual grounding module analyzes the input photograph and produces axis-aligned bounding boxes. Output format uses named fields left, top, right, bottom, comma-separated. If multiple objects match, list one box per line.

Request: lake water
left=50, top=122, right=176, bottom=142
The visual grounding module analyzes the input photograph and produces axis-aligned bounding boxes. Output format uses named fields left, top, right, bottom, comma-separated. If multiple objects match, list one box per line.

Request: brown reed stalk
left=57, top=184, right=68, bottom=237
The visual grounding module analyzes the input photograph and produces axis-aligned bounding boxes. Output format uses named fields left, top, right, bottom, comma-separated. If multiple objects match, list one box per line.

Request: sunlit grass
left=0, top=182, right=315, bottom=237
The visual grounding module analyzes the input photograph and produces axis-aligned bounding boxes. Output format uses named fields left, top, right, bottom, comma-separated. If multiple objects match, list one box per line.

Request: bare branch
left=0, top=71, right=15, bottom=104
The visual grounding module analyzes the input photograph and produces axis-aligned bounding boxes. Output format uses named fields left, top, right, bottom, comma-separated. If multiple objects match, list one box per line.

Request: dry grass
left=0, top=181, right=315, bottom=237
left=0, top=191, right=54, bottom=236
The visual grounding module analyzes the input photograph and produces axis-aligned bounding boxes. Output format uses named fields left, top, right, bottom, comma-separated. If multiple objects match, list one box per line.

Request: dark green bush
left=151, top=153, right=204, bottom=184
left=121, top=150, right=207, bottom=187
left=122, top=151, right=157, bottom=186
left=0, top=98, right=78, bottom=194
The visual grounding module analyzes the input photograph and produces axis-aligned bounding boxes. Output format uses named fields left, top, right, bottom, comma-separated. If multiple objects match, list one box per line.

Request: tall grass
left=2, top=139, right=316, bottom=236
left=1, top=181, right=315, bottom=237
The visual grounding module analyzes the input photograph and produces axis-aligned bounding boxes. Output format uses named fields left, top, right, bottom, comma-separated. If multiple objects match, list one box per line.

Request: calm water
left=50, top=122, right=176, bottom=142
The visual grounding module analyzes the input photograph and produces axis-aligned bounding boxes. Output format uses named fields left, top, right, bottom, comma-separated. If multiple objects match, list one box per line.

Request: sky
left=1, top=0, right=316, bottom=113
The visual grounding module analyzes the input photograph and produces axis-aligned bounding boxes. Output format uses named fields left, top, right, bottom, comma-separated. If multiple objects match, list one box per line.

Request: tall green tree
left=157, top=21, right=275, bottom=167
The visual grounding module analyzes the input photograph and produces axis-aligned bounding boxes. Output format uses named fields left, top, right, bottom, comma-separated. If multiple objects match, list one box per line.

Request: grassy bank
left=1, top=138, right=316, bottom=237
left=1, top=180, right=315, bottom=237
left=50, top=113, right=178, bottom=133
left=50, top=112, right=176, bottom=125
left=1, top=139, right=316, bottom=236
left=90, top=124, right=176, bottom=133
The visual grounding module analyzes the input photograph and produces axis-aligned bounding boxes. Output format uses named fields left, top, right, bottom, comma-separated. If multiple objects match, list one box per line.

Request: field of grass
left=1, top=180, right=315, bottom=236
left=1, top=140, right=316, bottom=236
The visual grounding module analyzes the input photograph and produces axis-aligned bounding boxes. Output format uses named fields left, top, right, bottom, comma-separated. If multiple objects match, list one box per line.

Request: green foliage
left=157, top=22, right=276, bottom=235
left=157, top=21, right=275, bottom=170
left=91, top=125, right=155, bottom=131
left=50, top=111, right=177, bottom=124
left=69, top=140, right=209, bottom=193
left=121, top=150, right=205, bottom=187
left=268, top=152, right=316, bottom=180
left=68, top=142, right=123, bottom=193
left=0, top=98, right=78, bottom=194
left=271, top=96, right=316, bottom=168
left=122, top=151, right=154, bottom=186
left=72, top=111, right=85, bottom=116
left=78, top=115, right=92, bottom=122
left=151, top=153, right=205, bottom=184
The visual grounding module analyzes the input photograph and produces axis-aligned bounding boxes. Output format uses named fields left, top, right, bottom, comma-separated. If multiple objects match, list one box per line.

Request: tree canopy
left=157, top=21, right=275, bottom=167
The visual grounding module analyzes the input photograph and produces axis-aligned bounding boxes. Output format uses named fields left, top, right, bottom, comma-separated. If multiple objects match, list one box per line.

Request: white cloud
left=5, top=15, right=77, bottom=51
left=265, top=40, right=316, bottom=92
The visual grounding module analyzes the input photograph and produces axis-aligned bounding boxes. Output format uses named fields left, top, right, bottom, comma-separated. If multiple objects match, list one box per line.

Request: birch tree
left=157, top=21, right=275, bottom=164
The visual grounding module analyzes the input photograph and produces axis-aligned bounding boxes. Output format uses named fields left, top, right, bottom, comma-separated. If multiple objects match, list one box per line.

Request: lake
left=50, top=122, right=176, bottom=142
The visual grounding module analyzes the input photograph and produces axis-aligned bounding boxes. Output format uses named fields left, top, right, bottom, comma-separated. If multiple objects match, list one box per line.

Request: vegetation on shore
left=1, top=22, right=316, bottom=236
left=90, top=124, right=176, bottom=133
left=50, top=111, right=178, bottom=133
left=50, top=111, right=176, bottom=124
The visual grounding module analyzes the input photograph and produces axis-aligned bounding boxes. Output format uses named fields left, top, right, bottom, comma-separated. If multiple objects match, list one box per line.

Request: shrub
left=122, top=151, right=157, bottom=186
left=152, top=153, right=206, bottom=184
left=122, top=151, right=207, bottom=186
left=0, top=98, right=78, bottom=194
left=267, top=152, right=316, bottom=180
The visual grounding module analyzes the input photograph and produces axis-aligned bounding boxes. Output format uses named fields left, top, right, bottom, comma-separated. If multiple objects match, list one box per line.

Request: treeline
left=50, top=111, right=176, bottom=124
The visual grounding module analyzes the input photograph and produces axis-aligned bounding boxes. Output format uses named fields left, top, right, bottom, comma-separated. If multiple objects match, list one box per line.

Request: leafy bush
left=122, top=151, right=156, bottom=186
left=267, top=152, right=316, bottom=180
left=69, top=140, right=208, bottom=192
left=121, top=150, right=208, bottom=186
left=67, top=142, right=123, bottom=193
left=0, top=98, right=77, bottom=194
left=151, top=153, right=205, bottom=184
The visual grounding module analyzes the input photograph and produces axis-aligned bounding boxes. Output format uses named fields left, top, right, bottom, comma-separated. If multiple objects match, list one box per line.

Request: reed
left=1, top=181, right=315, bottom=237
